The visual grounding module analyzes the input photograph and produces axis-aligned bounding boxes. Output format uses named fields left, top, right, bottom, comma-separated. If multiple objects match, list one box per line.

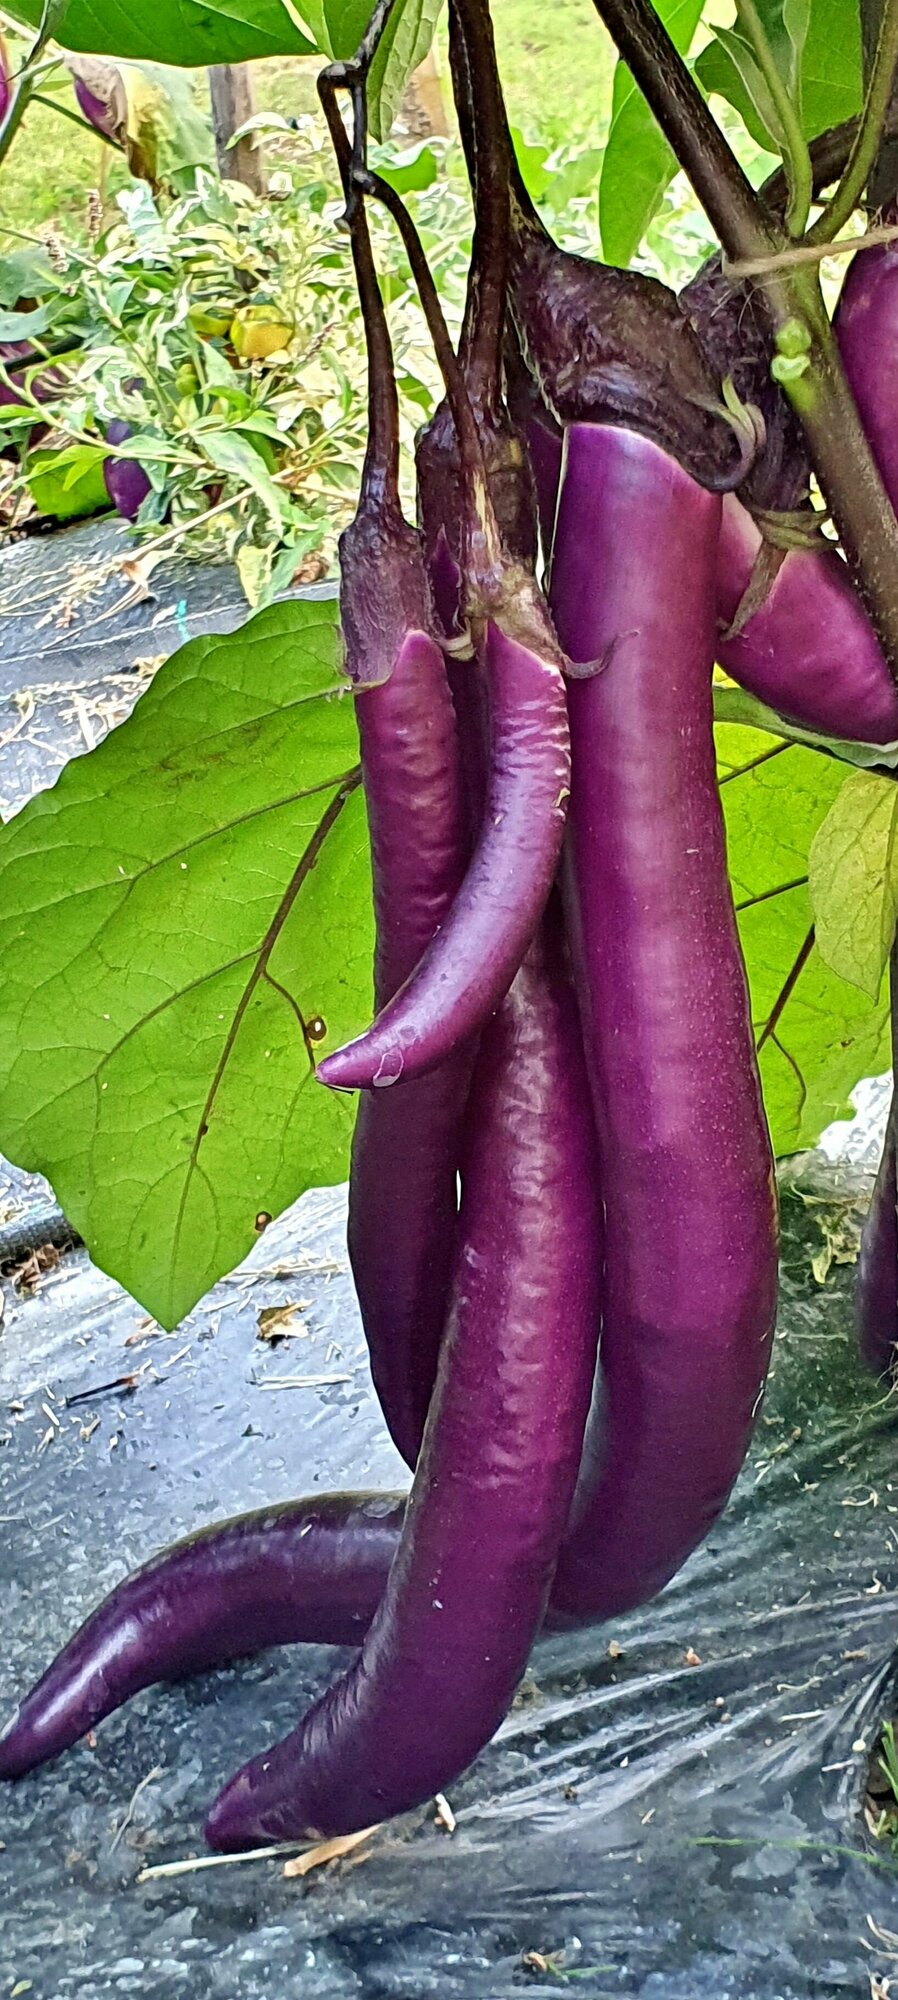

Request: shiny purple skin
left=856, top=1110, right=898, bottom=1378
left=715, top=495, right=898, bottom=742
left=836, top=234, right=898, bottom=513
left=0, top=1495, right=405, bottom=1781
left=549, top=424, right=778, bottom=1624
left=103, top=421, right=152, bottom=521
left=712, top=241, right=898, bottom=745
left=343, top=511, right=472, bottom=1467
left=205, top=924, right=601, bottom=1848
left=317, top=610, right=570, bottom=1092
left=834, top=243, right=898, bottom=1373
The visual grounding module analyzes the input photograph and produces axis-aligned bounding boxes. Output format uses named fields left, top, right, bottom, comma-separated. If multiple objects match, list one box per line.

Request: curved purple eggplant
left=0, top=1495, right=404, bottom=1781
left=325, top=608, right=566, bottom=1091
left=317, top=595, right=570, bottom=1093
left=834, top=243, right=898, bottom=1367
left=340, top=507, right=472, bottom=1466
left=549, top=423, right=778, bottom=1624
left=204, top=919, right=600, bottom=1848
left=716, top=496, right=898, bottom=742
left=856, top=1108, right=898, bottom=1378
left=323, top=67, right=475, bottom=1466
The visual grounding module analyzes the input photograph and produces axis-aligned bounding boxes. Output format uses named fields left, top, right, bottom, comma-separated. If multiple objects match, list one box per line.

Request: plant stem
left=448, top=0, right=511, bottom=408
left=326, top=0, right=401, bottom=187
left=0, top=0, right=67, bottom=172
left=762, top=104, right=898, bottom=210
left=318, top=70, right=400, bottom=512
left=735, top=0, right=812, bottom=235
left=30, top=91, right=118, bottom=141
left=0, top=72, right=33, bottom=172
left=809, top=0, right=898, bottom=239
left=590, top=0, right=779, bottom=259
left=355, top=162, right=502, bottom=582
left=589, top=0, right=898, bottom=687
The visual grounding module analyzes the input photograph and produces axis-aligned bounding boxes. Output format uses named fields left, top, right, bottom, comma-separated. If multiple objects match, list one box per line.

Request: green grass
left=0, top=0, right=615, bottom=245
left=489, top=0, right=615, bottom=148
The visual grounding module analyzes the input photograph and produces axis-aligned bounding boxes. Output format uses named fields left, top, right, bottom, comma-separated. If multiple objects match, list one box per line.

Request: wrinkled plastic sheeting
left=0, top=1155, right=898, bottom=1999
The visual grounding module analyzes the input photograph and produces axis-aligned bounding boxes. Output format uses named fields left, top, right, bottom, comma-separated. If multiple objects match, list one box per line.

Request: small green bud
left=775, top=317, right=812, bottom=360
left=771, top=352, right=811, bottom=385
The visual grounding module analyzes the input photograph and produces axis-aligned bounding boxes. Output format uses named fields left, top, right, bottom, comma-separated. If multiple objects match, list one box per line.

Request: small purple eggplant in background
left=103, top=419, right=152, bottom=520
left=0, top=31, right=11, bottom=127
left=67, top=56, right=128, bottom=149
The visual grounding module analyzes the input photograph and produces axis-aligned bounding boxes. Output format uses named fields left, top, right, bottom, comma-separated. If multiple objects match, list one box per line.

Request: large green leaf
left=808, top=769, right=898, bottom=1000
left=5, top=0, right=443, bottom=127
left=598, top=0, right=706, bottom=267
left=26, top=443, right=111, bottom=521
left=696, top=0, right=862, bottom=154
left=718, top=722, right=890, bottom=1154
left=4, top=0, right=317, bottom=67
left=0, top=599, right=373, bottom=1328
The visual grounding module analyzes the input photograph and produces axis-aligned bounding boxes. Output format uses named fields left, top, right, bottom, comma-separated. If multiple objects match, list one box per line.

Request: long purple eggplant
left=855, top=1108, right=898, bottom=1378
left=317, top=72, right=569, bottom=1098
left=321, top=75, right=471, bottom=1466
left=549, top=423, right=778, bottom=1623
left=836, top=230, right=898, bottom=513
left=0, top=1496, right=404, bottom=1781
left=317, top=598, right=570, bottom=1092
left=344, top=521, right=470, bottom=1466
left=835, top=241, right=898, bottom=1361
left=204, top=918, right=600, bottom=1847
left=345, top=559, right=470, bottom=1463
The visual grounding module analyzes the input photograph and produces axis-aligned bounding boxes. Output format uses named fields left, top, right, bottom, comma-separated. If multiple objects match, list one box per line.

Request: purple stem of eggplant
left=548, top=422, right=778, bottom=1623
left=204, top=915, right=601, bottom=1848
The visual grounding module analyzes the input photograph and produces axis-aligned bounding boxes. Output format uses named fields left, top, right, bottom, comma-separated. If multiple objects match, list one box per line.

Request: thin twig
left=809, top=0, right=898, bottom=240
left=724, top=218, right=898, bottom=277
left=110, top=1765, right=165, bottom=1854
left=137, top=1841, right=311, bottom=1881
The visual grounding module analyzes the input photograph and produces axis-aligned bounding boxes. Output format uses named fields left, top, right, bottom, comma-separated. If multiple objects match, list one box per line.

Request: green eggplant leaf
left=808, top=769, right=898, bottom=1000
left=26, top=443, right=111, bottom=521
left=697, top=0, right=861, bottom=149
left=291, top=0, right=445, bottom=141
left=598, top=0, right=705, bottom=267
left=718, top=722, right=890, bottom=1155
left=0, top=599, right=373, bottom=1329
left=2, top=0, right=317, bottom=67
left=696, top=26, right=785, bottom=153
